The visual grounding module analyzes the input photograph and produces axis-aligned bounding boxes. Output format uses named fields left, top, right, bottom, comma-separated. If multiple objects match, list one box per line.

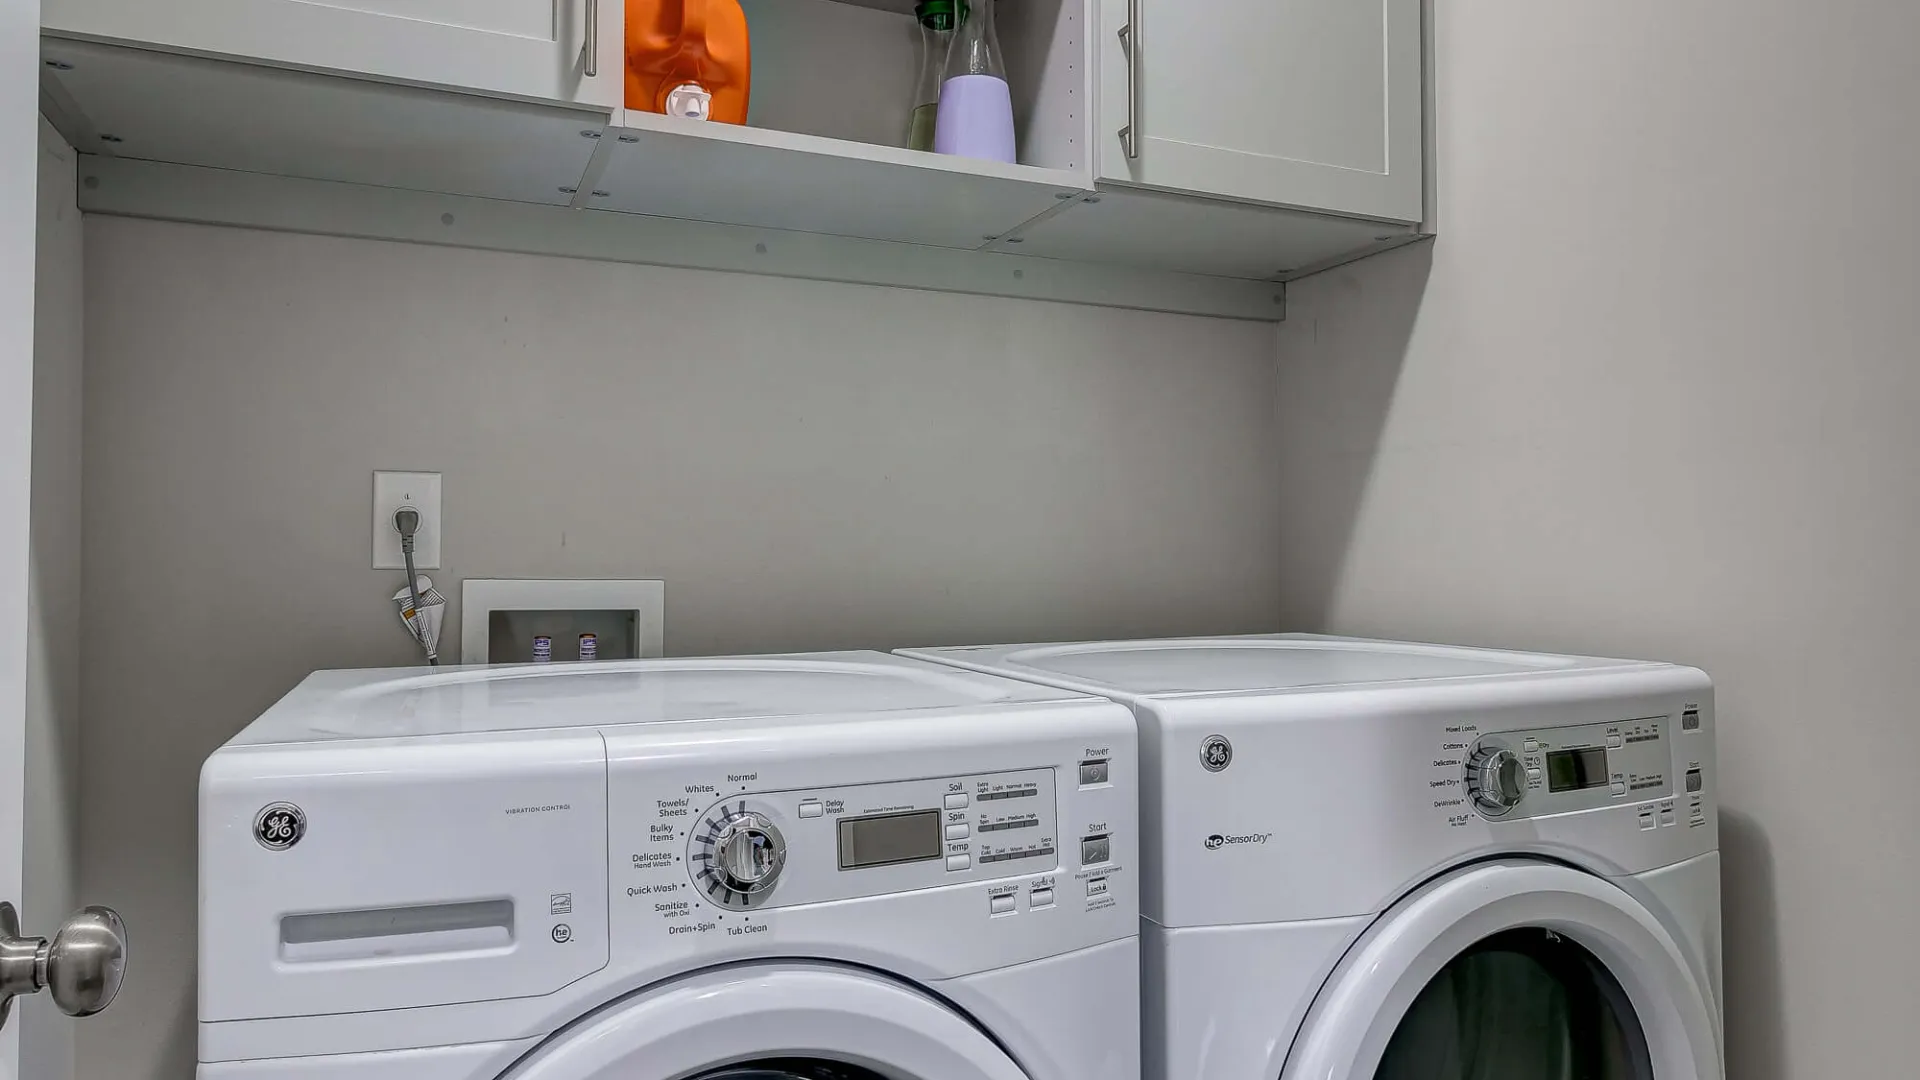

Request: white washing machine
left=901, top=635, right=1723, bottom=1080
left=197, top=652, right=1140, bottom=1080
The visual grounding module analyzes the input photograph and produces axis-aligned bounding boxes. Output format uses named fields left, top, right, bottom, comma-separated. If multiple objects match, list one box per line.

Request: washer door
left=502, top=963, right=1030, bottom=1080
left=1282, top=860, right=1722, bottom=1080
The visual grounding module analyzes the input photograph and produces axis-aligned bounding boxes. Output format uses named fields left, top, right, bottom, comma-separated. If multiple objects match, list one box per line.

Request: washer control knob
left=712, top=814, right=786, bottom=896
left=1467, top=746, right=1526, bottom=816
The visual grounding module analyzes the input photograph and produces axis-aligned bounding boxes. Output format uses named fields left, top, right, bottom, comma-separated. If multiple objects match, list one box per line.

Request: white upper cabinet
left=1096, top=0, right=1424, bottom=224
left=39, top=0, right=1430, bottom=309
left=43, top=0, right=624, bottom=108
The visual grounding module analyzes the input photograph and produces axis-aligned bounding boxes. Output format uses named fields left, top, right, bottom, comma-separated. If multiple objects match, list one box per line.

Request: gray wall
left=1274, top=3, right=1920, bottom=1078
left=76, top=217, right=1285, bottom=1079
left=23, top=118, right=83, bottom=1080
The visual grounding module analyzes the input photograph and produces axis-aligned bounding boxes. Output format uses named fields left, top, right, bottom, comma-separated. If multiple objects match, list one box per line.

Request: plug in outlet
left=372, top=471, right=442, bottom=569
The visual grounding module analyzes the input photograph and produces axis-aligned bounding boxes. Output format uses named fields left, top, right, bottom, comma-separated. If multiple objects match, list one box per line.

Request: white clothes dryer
left=197, top=653, right=1140, bottom=1080
left=901, top=635, right=1723, bottom=1080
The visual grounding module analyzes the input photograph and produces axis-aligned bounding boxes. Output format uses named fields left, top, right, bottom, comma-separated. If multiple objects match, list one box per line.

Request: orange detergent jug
left=626, top=0, right=751, bottom=124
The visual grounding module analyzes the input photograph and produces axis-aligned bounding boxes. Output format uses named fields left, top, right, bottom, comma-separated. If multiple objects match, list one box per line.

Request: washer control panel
left=686, top=768, right=1060, bottom=910
left=1468, top=716, right=1671, bottom=819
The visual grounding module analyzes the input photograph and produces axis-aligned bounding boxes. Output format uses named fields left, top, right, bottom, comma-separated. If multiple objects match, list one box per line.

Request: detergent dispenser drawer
left=199, top=730, right=609, bottom=1020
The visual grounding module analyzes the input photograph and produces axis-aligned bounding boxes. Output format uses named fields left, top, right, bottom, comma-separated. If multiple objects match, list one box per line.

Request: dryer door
left=503, top=963, right=1031, bottom=1080
left=1281, top=860, right=1721, bottom=1080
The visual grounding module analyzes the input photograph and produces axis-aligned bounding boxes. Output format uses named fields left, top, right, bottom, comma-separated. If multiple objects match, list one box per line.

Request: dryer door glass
left=1373, top=928, right=1653, bottom=1080
left=701, top=1066, right=884, bottom=1080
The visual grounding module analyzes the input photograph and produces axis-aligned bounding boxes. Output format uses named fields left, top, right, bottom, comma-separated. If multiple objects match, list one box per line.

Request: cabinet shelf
left=813, top=0, right=921, bottom=14
left=587, top=110, right=1088, bottom=250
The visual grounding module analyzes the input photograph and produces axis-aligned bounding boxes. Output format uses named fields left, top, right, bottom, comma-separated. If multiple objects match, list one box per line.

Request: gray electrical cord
left=393, top=507, right=438, bottom=666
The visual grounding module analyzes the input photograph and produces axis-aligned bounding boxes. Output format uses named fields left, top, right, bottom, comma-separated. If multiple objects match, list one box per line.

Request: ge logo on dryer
left=1199, top=735, right=1233, bottom=772
left=253, top=802, right=306, bottom=851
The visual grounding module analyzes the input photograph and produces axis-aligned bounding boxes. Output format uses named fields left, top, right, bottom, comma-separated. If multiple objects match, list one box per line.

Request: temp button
left=946, top=854, right=972, bottom=872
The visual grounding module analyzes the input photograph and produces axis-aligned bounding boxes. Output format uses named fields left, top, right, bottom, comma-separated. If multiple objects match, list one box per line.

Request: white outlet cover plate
left=372, top=470, right=442, bottom=570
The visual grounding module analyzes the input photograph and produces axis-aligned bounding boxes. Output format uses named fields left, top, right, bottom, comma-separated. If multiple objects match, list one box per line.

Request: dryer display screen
left=1545, top=747, right=1610, bottom=792
left=837, top=810, right=941, bottom=870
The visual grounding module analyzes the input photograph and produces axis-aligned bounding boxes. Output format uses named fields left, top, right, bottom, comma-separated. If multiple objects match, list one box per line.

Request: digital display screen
left=837, top=810, right=942, bottom=871
left=1546, top=747, right=1610, bottom=792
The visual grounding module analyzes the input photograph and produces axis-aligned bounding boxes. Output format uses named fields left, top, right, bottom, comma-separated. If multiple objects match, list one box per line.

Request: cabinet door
left=44, top=0, right=624, bottom=109
left=1097, top=0, right=1423, bottom=223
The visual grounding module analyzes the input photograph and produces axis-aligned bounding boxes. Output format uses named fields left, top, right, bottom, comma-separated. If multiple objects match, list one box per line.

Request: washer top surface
left=232, top=651, right=1093, bottom=745
left=903, top=634, right=1660, bottom=700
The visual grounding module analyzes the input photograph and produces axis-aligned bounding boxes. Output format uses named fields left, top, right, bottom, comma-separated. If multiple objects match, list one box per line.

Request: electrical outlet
left=372, top=471, right=442, bottom=570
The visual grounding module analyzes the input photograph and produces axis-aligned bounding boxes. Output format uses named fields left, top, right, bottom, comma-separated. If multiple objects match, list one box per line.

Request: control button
left=1526, top=767, right=1542, bottom=784
left=1085, top=877, right=1109, bottom=898
left=703, top=813, right=789, bottom=900
left=946, top=854, right=972, bottom=872
left=1078, top=760, right=1110, bottom=786
left=1685, top=768, right=1703, bottom=793
left=945, top=823, right=970, bottom=841
left=989, top=893, right=1015, bottom=916
left=1523, top=739, right=1539, bottom=754
left=797, top=800, right=823, bottom=819
left=1637, top=808, right=1656, bottom=831
left=1607, top=733, right=1625, bottom=749
left=1659, top=806, right=1677, bottom=827
left=1030, top=888, right=1054, bottom=909
left=1610, top=780, right=1628, bottom=797
left=1682, top=709, right=1701, bottom=731
left=1466, top=746, right=1526, bottom=816
left=944, top=793, right=970, bottom=810
left=1081, top=835, right=1111, bottom=866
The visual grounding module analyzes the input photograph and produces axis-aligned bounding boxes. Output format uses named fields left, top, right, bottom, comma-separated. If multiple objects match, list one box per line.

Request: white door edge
left=0, top=0, right=43, bottom=1072
left=503, top=962, right=1032, bottom=1080
left=1280, top=858, right=1722, bottom=1080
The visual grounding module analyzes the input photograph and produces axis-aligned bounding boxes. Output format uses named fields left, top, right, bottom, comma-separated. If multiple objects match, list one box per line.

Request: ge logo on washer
left=1200, top=735, right=1233, bottom=773
left=253, top=802, right=306, bottom=851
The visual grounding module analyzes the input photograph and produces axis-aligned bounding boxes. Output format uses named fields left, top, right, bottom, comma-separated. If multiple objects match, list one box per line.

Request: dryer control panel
left=1468, top=717, right=1671, bottom=819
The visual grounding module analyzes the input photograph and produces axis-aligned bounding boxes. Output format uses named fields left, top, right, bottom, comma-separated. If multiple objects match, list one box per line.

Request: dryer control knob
left=712, top=814, right=786, bottom=897
left=1467, top=746, right=1526, bottom=816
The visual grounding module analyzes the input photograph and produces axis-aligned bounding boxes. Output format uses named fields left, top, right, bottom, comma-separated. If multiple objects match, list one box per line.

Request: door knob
left=0, top=901, right=128, bottom=1031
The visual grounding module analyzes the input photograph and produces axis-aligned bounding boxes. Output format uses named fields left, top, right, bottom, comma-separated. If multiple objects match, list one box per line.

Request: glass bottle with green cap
left=908, top=0, right=962, bottom=151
